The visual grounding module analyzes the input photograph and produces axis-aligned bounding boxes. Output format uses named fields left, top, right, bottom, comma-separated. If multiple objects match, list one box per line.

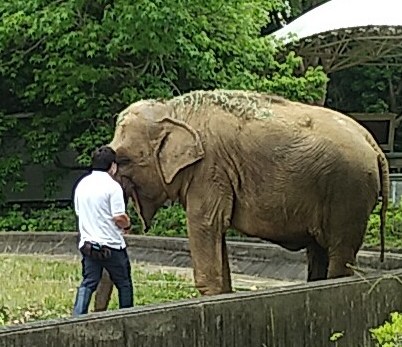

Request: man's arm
left=73, top=189, right=79, bottom=217
left=72, top=172, right=90, bottom=218
left=110, top=185, right=131, bottom=230
left=72, top=177, right=82, bottom=248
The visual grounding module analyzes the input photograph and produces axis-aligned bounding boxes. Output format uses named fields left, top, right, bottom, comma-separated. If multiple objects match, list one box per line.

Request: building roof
left=270, top=0, right=402, bottom=73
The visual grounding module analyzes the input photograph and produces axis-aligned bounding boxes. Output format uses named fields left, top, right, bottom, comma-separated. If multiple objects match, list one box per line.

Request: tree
left=0, top=0, right=328, bottom=201
left=327, top=66, right=402, bottom=114
left=262, top=0, right=330, bottom=36
left=326, top=65, right=402, bottom=152
left=288, top=0, right=330, bottom=16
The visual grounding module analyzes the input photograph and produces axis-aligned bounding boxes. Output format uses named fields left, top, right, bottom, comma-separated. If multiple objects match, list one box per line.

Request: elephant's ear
left=154, top=117, right=205, bottom=185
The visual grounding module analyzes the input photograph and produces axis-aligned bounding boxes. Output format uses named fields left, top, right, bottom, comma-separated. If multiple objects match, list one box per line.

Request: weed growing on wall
left=370, top=312, right=402, bottom=346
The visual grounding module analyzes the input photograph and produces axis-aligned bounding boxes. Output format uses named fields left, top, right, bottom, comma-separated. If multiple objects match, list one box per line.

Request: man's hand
left=123, top=221, right=131, bottom=235
left=113, top=213, right=131, bottom=230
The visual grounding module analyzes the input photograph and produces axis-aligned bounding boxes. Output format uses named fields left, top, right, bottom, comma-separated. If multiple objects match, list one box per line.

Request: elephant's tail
left=378, top=151, right=389, bottom=263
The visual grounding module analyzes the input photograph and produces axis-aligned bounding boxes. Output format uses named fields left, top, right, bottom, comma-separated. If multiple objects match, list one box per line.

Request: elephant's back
left=267, top=100, right=379, bottom=158
left=247, top=100, right=381, bottom=193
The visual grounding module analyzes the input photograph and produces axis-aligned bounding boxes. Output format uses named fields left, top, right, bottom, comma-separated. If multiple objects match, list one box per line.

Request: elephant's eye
left=116, top=156, right=131, bottom=166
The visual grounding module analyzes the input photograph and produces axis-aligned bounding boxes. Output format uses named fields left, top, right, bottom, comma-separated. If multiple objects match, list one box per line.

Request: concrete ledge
left=0, top=232, right=401, bottom=282
left=1, top=270, right=402, bottom=347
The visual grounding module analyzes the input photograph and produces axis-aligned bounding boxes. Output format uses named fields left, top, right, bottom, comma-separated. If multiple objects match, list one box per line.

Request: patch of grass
left=0, top=254, right=199, bottom=326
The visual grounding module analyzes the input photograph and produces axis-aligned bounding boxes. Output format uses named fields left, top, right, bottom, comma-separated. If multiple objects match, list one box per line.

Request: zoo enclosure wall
left=0, top=271, right=401, bottom=347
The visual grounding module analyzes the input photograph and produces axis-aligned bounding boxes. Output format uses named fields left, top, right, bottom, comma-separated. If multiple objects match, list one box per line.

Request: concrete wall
left=2, top=232, right=402, bottom=282
left=1, top=271, right=402, bottom=347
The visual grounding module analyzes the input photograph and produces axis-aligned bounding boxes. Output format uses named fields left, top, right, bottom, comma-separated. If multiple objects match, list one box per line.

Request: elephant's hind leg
left=327, top=246, right=356, bottom=279
left=325, top=170, right=377, bottom=279
left=93, top=269, right=114, bottom=312
left=221, top=237, right=232, bottom=293
left=306, top=242, right=329, bottom=281
left=326, top=215, right=367, bottom=279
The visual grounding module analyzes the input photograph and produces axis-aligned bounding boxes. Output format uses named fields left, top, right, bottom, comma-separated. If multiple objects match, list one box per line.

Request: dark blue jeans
left=73, top=247, right=133, bottom=315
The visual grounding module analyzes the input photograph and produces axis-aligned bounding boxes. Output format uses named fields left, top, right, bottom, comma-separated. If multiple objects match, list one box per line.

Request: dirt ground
left=135, top=262, right=302, bottom=291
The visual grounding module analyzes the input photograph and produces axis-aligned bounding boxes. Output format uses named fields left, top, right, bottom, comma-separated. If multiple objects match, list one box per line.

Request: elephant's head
left=109, top=100, right=205, bottom=232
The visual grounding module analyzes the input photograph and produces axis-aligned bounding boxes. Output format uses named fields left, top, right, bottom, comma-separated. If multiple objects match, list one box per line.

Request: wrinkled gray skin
left=94, top=89, right=388, bottom=308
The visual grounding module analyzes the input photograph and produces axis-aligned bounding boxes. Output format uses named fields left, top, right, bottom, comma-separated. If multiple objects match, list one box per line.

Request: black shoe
left=72, top=286, right=93, bottom=316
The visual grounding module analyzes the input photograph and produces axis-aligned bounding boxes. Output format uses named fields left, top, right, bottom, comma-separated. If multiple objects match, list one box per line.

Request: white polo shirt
left=73, top=170, right=127, bottom=250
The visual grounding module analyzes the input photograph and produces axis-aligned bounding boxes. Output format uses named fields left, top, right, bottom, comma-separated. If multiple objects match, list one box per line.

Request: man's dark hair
left=91, top=145, right=116, bottom=171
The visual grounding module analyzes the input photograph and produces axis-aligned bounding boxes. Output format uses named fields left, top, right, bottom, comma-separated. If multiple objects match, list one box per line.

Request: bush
left=366, top=201, right=402, bottom=249
left=143, top=203, right=187, bottom=237
left=0, top=204, right=76, bottom=232
left=0, top=202, right=189, bottom=236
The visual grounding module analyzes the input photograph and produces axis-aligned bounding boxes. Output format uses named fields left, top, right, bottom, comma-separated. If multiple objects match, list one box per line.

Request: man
left=72, top=145, right=133, bottom=316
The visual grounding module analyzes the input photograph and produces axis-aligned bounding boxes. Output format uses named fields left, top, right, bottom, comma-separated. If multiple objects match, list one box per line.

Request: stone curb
left=0, top=232, right=401, bottom=281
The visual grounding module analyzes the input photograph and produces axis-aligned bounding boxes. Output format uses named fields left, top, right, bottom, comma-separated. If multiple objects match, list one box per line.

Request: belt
left=104, top=245, right=126, bottom=251
left=81, top=242, right=125, bottom=259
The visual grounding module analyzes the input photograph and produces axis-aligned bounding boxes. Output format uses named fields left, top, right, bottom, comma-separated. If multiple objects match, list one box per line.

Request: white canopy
left=272, top=0, right=402, bottom=42
left=270, top=0, right=402, bottom=73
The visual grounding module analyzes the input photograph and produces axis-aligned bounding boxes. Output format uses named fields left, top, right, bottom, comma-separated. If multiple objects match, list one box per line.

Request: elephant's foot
left=193, top=241, right=233, bottom=296
left=327, top=254, right=355, bottom=279
left=196, top=284, right=233, bottom=296
left=93, top=270, right=114, bottom=312
left=195, top=273, right=233, bottom=296
left=194, top=272, right=234, bottom=295
left=194, top=268, right=233, bottom=295
left=306, top=242, right=329, bottom=282
left=221, top=281, right=233, bottom=294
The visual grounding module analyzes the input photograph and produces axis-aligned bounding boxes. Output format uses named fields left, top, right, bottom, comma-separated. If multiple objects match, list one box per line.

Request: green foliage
left=0, top=254, right=199, bottom=326
left=370, top=312, right=402, bottom=346
left=366, top=201, right=402, bottom=249
left=327, top=65, right=402, bottom=151
left=327, top=66, right=402, bottom=115
left=325, top=311, right=402, bottom=346
left=0, top=114, right=26, bottom=202
left=144, top=203, right=187, bottom=237
left=0, top=204, right=76, bottom=232
left=329, top=331, right=344, bottom=345
left=287, top=0, right=330, bottom=16
left=0, top=0, right=328, bottom=202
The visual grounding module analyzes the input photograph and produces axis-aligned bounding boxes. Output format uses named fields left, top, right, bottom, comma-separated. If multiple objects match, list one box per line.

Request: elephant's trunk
left=130, top=187, right=150, bottom=233
left=117, top=175, right=150, bottom=233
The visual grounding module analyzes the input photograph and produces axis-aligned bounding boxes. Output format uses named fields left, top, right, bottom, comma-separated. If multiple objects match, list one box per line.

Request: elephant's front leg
left=188, top=228, right=232, bottom=295
left=185, top=171, right=235, bottom=295
left=93, top=269, right=114, bottom=312
left=186, top=193, right=233, bottom=295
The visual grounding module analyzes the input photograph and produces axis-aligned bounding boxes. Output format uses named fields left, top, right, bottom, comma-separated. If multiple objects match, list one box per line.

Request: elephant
left=93, top=89, right=389, bottom=310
